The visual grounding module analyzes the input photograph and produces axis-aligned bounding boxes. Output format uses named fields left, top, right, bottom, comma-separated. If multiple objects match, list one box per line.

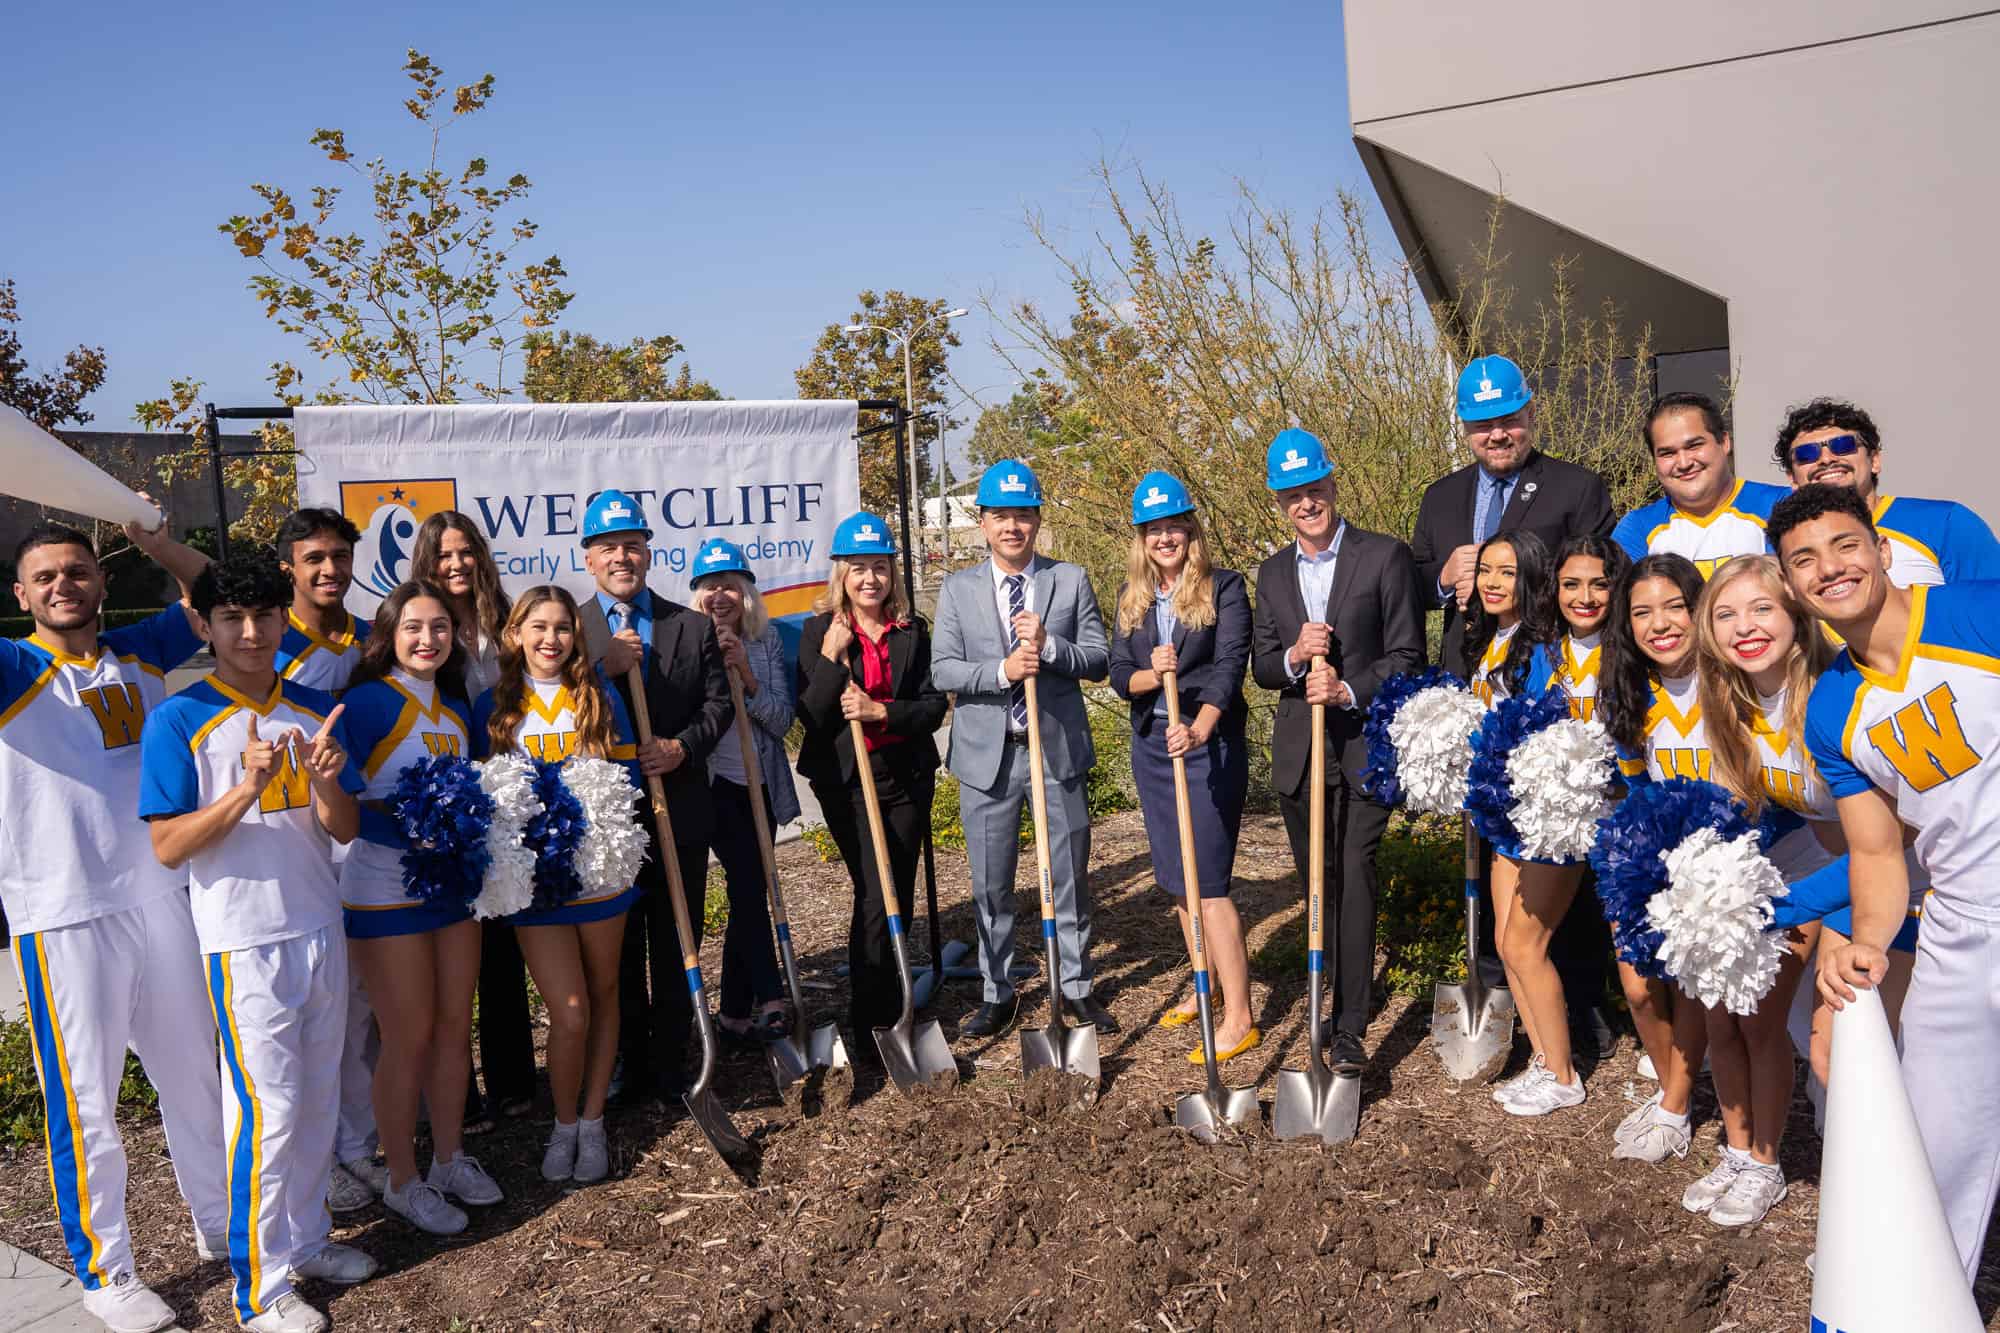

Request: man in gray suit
left=931, top=459, right=1115, bottom=1039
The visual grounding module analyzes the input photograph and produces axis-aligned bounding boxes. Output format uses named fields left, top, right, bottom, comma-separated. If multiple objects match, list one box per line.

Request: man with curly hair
left=141, top=550, right=370, bottom=1333
left=1772, top=396, right=2000, bottom=587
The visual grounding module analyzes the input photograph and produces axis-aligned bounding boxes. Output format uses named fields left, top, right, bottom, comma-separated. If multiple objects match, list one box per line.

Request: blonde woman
left=793, top=513, right=947, bottom=1043
left=688, top=538, right=799, bottom=1045
left=1107, top=473, right=1256, bottom=1060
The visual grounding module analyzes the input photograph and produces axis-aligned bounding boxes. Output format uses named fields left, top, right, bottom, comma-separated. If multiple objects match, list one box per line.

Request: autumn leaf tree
left=138, top=49, right=574, bottom=540
left=794, top=290, right=962, bottom=515
left=523, top=331, right=722, bottom=403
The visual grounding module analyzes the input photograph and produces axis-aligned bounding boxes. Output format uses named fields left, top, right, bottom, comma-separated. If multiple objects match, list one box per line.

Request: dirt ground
left=6, top=809, right=1998, bottom=1330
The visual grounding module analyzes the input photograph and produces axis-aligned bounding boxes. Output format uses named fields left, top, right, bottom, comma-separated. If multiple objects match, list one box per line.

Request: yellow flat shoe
left=1158, top=1006, right=1200, bottom=1030
left=1190, top=1027, right=1261, bottom=1064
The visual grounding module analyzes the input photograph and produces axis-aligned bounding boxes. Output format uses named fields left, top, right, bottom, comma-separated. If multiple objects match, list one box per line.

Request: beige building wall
left=1345, top=2, right=2000, bottom=512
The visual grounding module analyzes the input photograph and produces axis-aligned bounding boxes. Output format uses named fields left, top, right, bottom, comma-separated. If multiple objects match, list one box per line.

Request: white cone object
left=0, top=404, right=162, bottom=528
left=1811, top=986, right=1980, bottom=1331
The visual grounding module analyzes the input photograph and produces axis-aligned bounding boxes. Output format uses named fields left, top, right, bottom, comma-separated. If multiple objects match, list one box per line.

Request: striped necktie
left=1005, top=574, right=1029, bottom=731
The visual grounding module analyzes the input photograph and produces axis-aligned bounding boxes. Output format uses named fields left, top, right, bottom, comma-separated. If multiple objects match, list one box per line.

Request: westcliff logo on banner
left=296, top=402, right=863, bottom=646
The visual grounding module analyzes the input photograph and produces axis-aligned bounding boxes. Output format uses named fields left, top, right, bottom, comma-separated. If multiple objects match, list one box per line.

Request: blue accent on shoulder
left=1611, top=497, right=1673, bottom=560
left=1803, top=657, right=1870, bottom=798
left=1916, top=581, right=2000, bottom=660
left=1733, top=478, right=1788, bottom=522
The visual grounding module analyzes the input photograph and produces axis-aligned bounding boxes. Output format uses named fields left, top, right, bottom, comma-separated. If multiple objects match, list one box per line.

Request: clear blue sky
left=1, top=1, right=1379, bottom=463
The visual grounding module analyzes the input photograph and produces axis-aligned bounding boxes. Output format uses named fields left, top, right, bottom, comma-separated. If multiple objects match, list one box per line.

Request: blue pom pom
left=1362, top=666, right=1465, bottom=805
left=1588, top=777, right=1756, bottom=977
left=1465, top=686, right=1571, bottom=849
left=391, top=755, right=495, bottom=907
left=527, top=760, right=588, bottom=910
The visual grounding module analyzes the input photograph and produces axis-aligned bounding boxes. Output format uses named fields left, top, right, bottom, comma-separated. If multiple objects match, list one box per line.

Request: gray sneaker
left=291, top=1241, right=378, bottom=1285
left=242, top=1292, right=330, bottom=1333
left=327, top=1162, right=375, bottom=1214
left=1709, top=1163, right=1787, bottom=1227
left=1681, top=1155, right=1749, bottom=1215
left=1611, top=1104, right=1692, bottom=1162
left=383, top=1178, right=468, bottom=1236
left=1613, top=1089, right=1663, bottom=1144
left=429, top=1151, right=504, bottom=1206
left=1492, top=1054, right=1548, bottom=1104
left=541, top=1124, right=578, bottom=1182
left=573, top=1119, right=609, bottom=1184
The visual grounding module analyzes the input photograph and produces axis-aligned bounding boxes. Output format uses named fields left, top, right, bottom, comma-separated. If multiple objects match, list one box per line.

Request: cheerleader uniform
left=339, top=670, right=476, bottom=938
left=1557, top=631, right=1602, bottom=722
left=1470, top=627, right=1565, bottom=864
left=469, top=674, right=644, bottom=927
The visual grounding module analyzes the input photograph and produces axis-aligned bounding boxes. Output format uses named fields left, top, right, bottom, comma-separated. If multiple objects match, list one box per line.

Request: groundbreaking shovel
left=1162, top=671, right=1257, bottom=1141
left=849, top=718, right=958, bottom=1092
left=1273, top=659, right=1360, bottom=1145
left=625, top=667, right=755, bottom=1170
left=1017, top=675, right=1102, bottom=1099
left=726, top=673, right=849, bottom=1092
left=1430, top=815, right=1516, bottom=1081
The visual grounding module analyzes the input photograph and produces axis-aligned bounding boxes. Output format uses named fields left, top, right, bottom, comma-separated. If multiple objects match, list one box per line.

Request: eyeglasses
left=1789, top=433, right=1865, bottom=466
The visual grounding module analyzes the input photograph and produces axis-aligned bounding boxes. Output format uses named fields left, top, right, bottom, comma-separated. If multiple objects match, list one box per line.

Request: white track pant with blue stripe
left=11, top=891, right=228, bottom=1291
left=207, top=923, right=346, bottom=1323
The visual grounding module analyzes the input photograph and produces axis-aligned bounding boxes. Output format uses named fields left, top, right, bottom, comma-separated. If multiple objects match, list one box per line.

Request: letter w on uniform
left=259, top=744, right=310, bottom=814
left=79, top=684, right=144, bottom=749
left=421, top=732, right=462, bottom=757
left=1867, top=683, right=1982, bottom=792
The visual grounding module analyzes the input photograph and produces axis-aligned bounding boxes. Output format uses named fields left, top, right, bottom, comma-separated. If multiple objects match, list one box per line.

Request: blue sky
left=1, top=1, right=1378, bottom=463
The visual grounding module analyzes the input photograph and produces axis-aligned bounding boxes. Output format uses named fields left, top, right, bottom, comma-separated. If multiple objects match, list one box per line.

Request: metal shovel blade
left=874, top=1016, right=959, bottom=1092
left=764, top=1021, right=851, bottom=1093
left=1020, top=1020, right=1102, bottom=1100
left=683, top=1086, right=756, bottom=1167
left=1174, top=1085, right=1261, bottom=1144
left=1272, top=1065, right=1360, bottom=1145
left=1430, top=982, right=1517, bottom=1083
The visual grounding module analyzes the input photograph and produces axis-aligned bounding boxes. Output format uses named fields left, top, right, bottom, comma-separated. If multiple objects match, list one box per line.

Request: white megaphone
left=1811, top=985, right=1980, bottom=1331
left=0, top=404, right=163, bottom=529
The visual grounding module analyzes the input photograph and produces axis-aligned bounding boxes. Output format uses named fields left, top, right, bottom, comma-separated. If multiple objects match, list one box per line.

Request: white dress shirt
left=990, top=557, right=1057, bottom=691
left=1285, top=522, right=1355, bottom=708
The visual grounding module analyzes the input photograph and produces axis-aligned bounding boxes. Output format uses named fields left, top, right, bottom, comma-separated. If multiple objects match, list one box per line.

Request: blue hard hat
left=582, top=489, right=652, bottom=543
left=831, top=511, right=897, bottom=557
left=1264, top=428, right=1333, bottom=491
left=690, top=537, right=753, bottom=583
left=1456, top=354, right=1533, bottom=422
left=1130, top=471, right=1195, bottom=525
left=975, top=458, right=1043, bottom=508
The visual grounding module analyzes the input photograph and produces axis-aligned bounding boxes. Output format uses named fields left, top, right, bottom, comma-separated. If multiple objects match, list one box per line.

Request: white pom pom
left=563, top=756, right=649, bottom=895
left=1504, top=718, right=1617, bottom=861
left=1389, top=685, right=1488, bottom=816
left=1647, top=827, right=1789, bottom=1015
left=471, top=753, right=540, bottom=920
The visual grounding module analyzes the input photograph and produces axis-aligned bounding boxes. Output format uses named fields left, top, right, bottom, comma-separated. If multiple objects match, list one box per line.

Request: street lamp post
left=843, top=306, right=966, bottom=585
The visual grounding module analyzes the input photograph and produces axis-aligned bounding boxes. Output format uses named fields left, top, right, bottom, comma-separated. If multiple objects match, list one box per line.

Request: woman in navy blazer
left=1108, top=474, right=1257, bottom=1062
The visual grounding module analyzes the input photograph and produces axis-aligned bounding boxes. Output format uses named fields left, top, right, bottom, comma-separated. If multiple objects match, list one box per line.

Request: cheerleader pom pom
left=1648, top=826, right=1790, bottom=1015
left=1504, top=717, right=1617, bottom=861
left=1589, top=778, right=1757, bottom=977
left=471, top=752, right=541, bottom=920
left=392, top=755, right=496, bottom=908
left=564, top=756, right=649, bottom=894
left=528, top=759, right=589, bottom=910
left=1465, top=687, right=1572, bottom=849
left=1362, top=667, right=1485, bottom=814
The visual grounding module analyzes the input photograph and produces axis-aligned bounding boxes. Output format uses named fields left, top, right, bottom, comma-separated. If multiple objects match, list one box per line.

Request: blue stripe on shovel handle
left=775, top=921, right=792, bottom=944
left=1041, top=918, right=1057, bottom=940
left=683, top=965, right=703, bottom=996
left=1307, top=948, right=1324, bottom=973
left=1192, top=969, right=1210, bottom=995
left=887, top=912, right=904, bottom=938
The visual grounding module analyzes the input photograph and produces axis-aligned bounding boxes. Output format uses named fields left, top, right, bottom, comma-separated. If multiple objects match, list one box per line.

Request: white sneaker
left=1612, top=1104, right=1692, bottom=1162
left=541, top=1123, right=578, bottom=1182
left=383, top=1178, right=468, bottom=1235
left=290, top=1241, right=378, bottom=1285
left=573, top=1118, right=609, bottom=1184
left=196, top=1229, right=228, bottom=1262
left=1502, top=1071, right=1585, bottom=1116
left=430, top=1151, right=504, bottom=1206
left=1636, top=1051, right=1658, bottom=1081
left=341, top=1156, right=388, bottom=1195
left=1682, top=1154, right=1750, bottom=1214
left=1709, top=1163, right=1787, bottom=1227
left=1613, top=1089, right=1664, bottom=1144
left=80, top=1277, right=177, bottom=1333
left=326, top=1163, right=375, bottom=1214
left=1491, top=1054, right=1547, bottom=1104
left=242, top=1291, right=330, bottom=1333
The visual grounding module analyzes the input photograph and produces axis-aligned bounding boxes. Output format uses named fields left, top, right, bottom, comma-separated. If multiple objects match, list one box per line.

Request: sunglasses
left=1790, top=433, right=1865, bottom=466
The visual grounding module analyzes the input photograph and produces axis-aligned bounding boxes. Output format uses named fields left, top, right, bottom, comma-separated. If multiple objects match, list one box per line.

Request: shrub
left=1, top=1019, right=158, bottom=1149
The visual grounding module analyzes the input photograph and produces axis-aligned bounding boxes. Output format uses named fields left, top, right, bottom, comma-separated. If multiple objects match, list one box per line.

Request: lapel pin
left=1522, top=482, right=1538, bottom=497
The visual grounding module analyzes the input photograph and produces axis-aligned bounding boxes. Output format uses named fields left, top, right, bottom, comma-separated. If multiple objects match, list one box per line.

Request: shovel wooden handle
left=849, top=718, right=903, bottom=926
left=1023, top=675, right=1057, bottom=927
left=626, top=667, right=703, bottom=984
left=1163, top=671, right=1205, bottom=972
left=1307, top=655, right=1326, bottom=958
left=726, top=672, right=787, bottom=927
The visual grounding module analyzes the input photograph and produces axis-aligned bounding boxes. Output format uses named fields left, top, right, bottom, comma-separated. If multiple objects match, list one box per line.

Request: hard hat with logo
left=1130, top=470, right=1195, bottom=525
left=976, top=458, right=1044, bottom=508
left=1264, top=428, right=1333, bottom=491
left=831, top=511, right=898, bottom=557
left=690, top=537, right=753, bottom=583
left=1456, top=354, right=1534, bottom=422
left=582, top=489, right=653, bottom=543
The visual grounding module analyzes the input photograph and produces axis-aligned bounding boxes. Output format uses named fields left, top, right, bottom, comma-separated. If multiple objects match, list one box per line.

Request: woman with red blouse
left=795, top=512, right=949, bottom=1043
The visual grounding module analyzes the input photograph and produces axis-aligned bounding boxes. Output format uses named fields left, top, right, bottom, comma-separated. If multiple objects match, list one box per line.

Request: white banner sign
left=293, top=402, right=860, bottom=642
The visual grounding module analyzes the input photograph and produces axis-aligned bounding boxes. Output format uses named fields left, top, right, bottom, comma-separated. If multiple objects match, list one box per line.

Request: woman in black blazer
left=795, top=513, right=948, bottom=1041
left=1108, top=474, right=1257, bottom=1062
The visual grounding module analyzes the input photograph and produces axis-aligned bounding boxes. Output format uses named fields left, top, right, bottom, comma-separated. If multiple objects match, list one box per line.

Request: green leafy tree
left=138, top=49, right=573, bottom=540
left=794, top=290, right=961, bottom=514
left=0, top=278, right=107, bottom=430
left=523, top=331, right=721, bottom=403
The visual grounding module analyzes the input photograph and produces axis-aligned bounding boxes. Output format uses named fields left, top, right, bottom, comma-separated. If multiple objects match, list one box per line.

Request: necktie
left=610, top=601, right=632, bottom=633
left=1005, top=574, right=1029, bottom=731
left=1477, top=476, right=1508, bottom=543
